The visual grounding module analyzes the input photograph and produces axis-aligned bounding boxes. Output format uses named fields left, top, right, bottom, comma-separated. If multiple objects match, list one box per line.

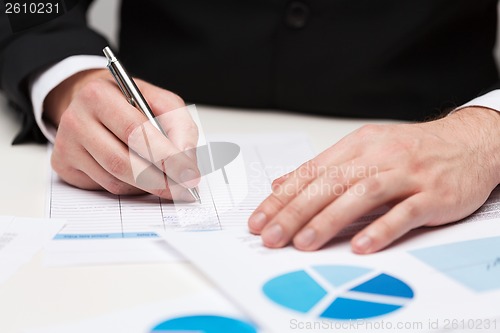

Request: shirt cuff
left=29, top=55, right=107, bottom=143
left=452, top=90, right=500, bottom=115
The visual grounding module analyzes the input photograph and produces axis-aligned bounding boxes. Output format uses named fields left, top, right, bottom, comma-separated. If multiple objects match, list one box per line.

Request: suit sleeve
left=0, top=0, right=109, bottom=144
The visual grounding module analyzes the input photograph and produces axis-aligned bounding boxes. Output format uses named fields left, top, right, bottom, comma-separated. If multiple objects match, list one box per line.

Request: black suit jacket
left=1, top=0, right=498, bottom=143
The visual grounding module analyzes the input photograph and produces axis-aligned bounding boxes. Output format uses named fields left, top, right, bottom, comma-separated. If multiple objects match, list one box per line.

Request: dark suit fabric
left=1, top=1, right=498, bottom=143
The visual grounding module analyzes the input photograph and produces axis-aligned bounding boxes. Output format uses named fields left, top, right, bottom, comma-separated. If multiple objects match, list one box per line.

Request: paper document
left=45, top=133, right=315, bottom=266
left=0, top=216, right=64, bottom=285
left=163, top=187, right=500, bottom=333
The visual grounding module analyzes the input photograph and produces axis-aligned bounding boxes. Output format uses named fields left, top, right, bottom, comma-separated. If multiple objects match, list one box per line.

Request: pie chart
left=150, top=315, right=257, bottom=332
left=263, top=265, right=414, bottom=320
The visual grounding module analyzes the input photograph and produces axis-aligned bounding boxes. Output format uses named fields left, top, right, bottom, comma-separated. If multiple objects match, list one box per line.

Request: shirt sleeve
left=29, top=55, right=107, bottom=143
left=453, top=90, right=500, bottom=114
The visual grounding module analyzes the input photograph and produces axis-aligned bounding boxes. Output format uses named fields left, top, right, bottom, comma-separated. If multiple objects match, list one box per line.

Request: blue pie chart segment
left=151, top=315, right=257, bottom=333
left=262, top=270, right=327, bottom=312
left=263, top=265, right=414, bottom=320
left=350, top=273, right=414, bottom=299
left=313, top=265, right=371, bottom=287
left=321, top=297, right=402, bottom=320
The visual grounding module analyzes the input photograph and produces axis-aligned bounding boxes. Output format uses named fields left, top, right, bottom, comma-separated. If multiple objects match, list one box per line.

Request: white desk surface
left=0, top=95, right=394, bottom=332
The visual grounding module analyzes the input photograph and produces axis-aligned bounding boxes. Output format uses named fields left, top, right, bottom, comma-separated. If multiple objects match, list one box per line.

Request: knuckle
left=441, top=190, right=458, bottom=208
left=78, top=79, right=105, bottom=101
left=151, top=91, right=185, bottom=111
left=309, top=209, right=338, bottom=232
left=169, top=92, right=185, bottom=107
left=50, top=153, right=60, bottom=172
left=266, top=194, right=288, bottom=211
left=271, top=177, right=283, bottom=188
left=159, top=153, right=177, bottom=171
left=50, top=153, right=62, bottom=173
left=106, top=153, right=129, bottom=177
left=361, top=177, right=384, bottom=198
left=185, top=121, right=199, bottom=136
left=271, top=177, right=284, bottom=192
left=402, top=137, right=421, bottom=151
left=320, top=208, right=338, bottom=227
left=123, top=120, right=143, bottom=141
left=51, top=141, right=72, bottom=173
left=386, top=141, right=414, bottom=163
left=325, top=166, right=343, bottom=183
left=295, top=160, right=319, bottom=179
left=105, top=179, right=127, bottom=195
left=406, top=157, right=424, bottom=175
left=375, top=219, right=395, bottom=240
left=356, top=124, right=384, bottom=139
left=271, top=179, right=285, bottom=194
left=283, top=203, right=303, bottom=221
left=59, top=111, right=80, bottom=132
left=175, top=121, right=199, bottom=143
left=51, top=152, right=69, bottom=176
left=401, top=200, right=420, bottom=220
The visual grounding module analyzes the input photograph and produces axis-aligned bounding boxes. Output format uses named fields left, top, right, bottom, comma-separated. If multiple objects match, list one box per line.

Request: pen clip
left=107, top=63, right=136, bottom=106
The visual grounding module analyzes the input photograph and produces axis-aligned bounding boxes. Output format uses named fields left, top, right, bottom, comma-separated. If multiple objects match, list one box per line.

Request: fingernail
left=249, top=212, right=267, bottom=231
left=180, top=169, right=198, bottom=186
left=354, top=235, right=372, bottom=252
left=263, top=224, right=283, bottom=246
left=295, top=227, right=316, bottom=248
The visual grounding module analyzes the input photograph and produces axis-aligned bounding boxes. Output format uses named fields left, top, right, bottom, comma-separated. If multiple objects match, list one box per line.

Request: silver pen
left=103, top=46, right=200, bottom=202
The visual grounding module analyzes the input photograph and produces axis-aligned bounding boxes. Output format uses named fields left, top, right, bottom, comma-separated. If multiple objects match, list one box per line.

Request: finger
left=137, top=81, right=199, bottom=154
left=51, top=143, right=103, bottom=190
left=128, top=122, right=201, bottom=188
left=248, top=140, right=360, bottom=234
left=271, top=172, right=292, bottom=191
left=89, top=81, right=200, bottom=188
left=156, top=107, right=199, bottom=165
left=84, top=124, right=194, bottom=201
left=248, top=159, right=323, bottom=234
left=53, top=130, right=153, bottom=196
left=53, top=148, right=138, bottom=195
left=157, top=106, right=199, bottom=153
left=74, top=146, right=146, bottom=195
left=292, top=171, right=416, bottom=251
left=54, top=166, right=103, bottom=191
left=351, top=193, right=432, bottom=254
left=136, top=79, right=185, bottom=115
left=259, top=167, right=352, bottom=248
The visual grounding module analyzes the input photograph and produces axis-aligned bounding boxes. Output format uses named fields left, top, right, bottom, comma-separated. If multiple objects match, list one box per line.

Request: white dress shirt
left=30, top=55, right=107, bottom=143
left=30, top=56, right=500, bottom=143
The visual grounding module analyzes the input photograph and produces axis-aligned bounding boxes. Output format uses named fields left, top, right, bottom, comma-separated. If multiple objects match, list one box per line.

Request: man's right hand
left=44, top=69, right=200, bottom=201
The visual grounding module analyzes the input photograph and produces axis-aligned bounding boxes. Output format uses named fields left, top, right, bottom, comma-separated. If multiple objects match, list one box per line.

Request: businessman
left=1, top=1, right=499, bottom=254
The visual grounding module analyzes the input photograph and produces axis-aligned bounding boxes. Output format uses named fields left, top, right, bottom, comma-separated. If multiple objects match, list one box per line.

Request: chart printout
left=163, top=187, right=500, bottom=333
left=45, top=133, right=315, bottom=266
